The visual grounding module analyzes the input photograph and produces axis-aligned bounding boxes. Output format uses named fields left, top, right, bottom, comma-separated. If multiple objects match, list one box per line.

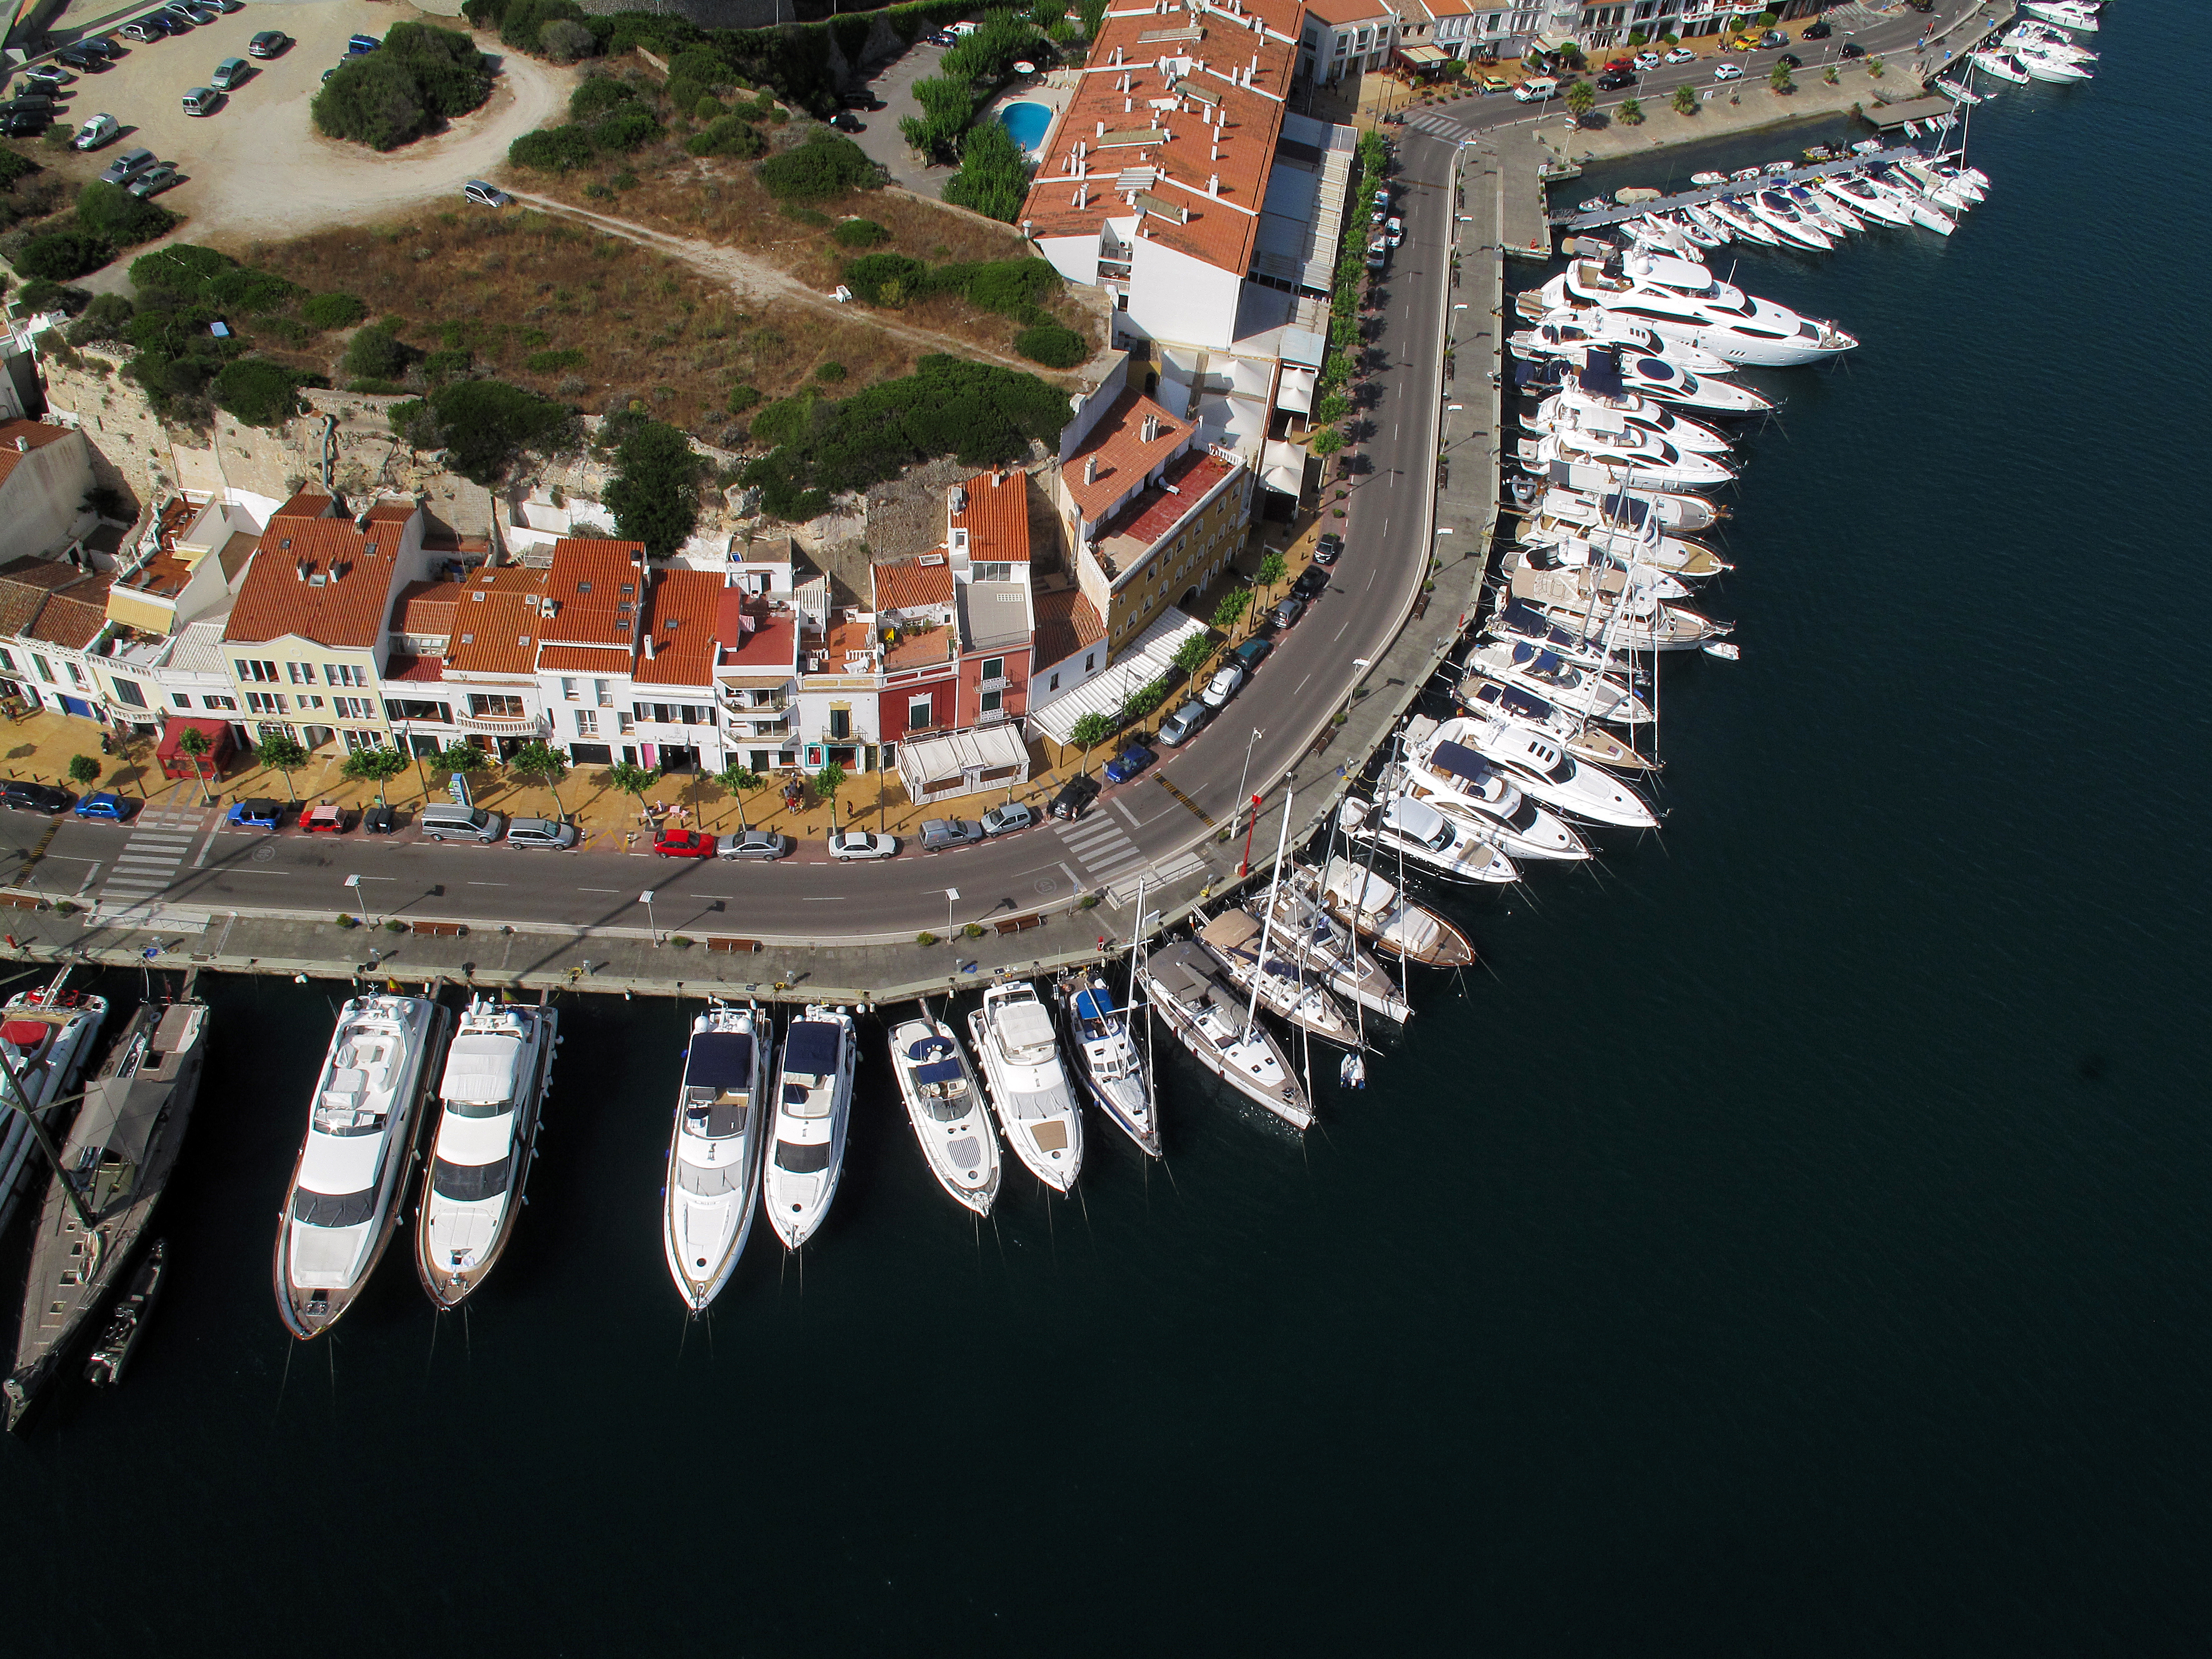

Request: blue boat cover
left=1598, top=487, right=1651, bottom=529
left=785, top=1020, right=842, bottom=1074
left=1632, top=355, right=1678, bottom=383
left=912, top=1059, right=965, bottom=1087
left=1580, top=347, right=1625, bottom=400
left=1074, top=987, right=1117, bottom=1021
left=1431, top=740, right=1486, bottom=783
left=686, top=1032, right=753, bottom=1089
left=906, top=1035, right=951, bottom=1062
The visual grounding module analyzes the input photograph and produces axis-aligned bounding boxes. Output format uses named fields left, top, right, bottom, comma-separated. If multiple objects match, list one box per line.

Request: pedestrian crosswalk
left=1055, top=812, right=1145, bottom=883
left=99, top=805, right=210, bottom=908
left=1404, top=110, right=1472, bottom=140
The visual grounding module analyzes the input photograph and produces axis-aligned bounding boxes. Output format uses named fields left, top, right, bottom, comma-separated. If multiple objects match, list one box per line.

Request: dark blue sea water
left=7, top=12, right=2209, bottom=1653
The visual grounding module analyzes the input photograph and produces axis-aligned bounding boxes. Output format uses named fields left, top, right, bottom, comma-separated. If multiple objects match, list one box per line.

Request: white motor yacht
left=415, top=997, right=558, bottom=1308
left=1527, top=386, right=1736, bottom=456
left=1786, top=183, right=1860, bottom=235
left=1523, top=477, right=1726, bottom=533
left=1140, top=942, right=1310, bottom=1129
left=2018, top=47, right=2093, bottom=81
left=1706, top=196, right=1782, bottom=246
left=275, top=993, right=449, bottom=1338
left=1196, top=909, right=1361, bottom=1049
left=0, top=977, right=108, bottom=1237
left=1457, top=675, right=1657, bottom=775
left=1972, top=48, right=2032, bottom=83
left=763, top=1005, right=858, bottom=1248
left=2023, top=0, right=2098, bottom=31
left=1747, top=189, right=1834, bottom=249
left=1468, top=638, right=1651, bottom=725
left=1517, top=426, right=1736, bottom=494
left=1517, top=509, right=1728, bottom=579
left=1336, top=793, right=1520, bottom=885
left=967, top=982, right=1083, bottom=1192
left=1311, top=859, right=1475, bottom=970
left=889, top=1011, right=1001, bottom=1214
left=1397, top=719, right=1592, bottom=861
left=1591, top=349, right=1773, bottom=415
left=1861, top=169, right=1956, bottom=234
left=1506, top=564, right=1730, bottom=654
left=1508, top=309, right=1734, bottom=375
left=1901, top=156, right=1986, bottom=204
left=1818, top=173, right=1912, bottom=228
left=1052, top=969, right=1161, bottom=1159
left=1679, top=202, right=1734, bottom=246
left=2005, top=22, right=2095, bottom=62
left=1531, top=251, right=1857, bottom=366
left=663, top=1000, right=770, bottom=1309
left=1448, top=715, right=1658, bottom=828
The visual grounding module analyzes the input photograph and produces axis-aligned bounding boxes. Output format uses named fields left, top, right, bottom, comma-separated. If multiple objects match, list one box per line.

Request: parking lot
left=12, top=0, right=571, bottom=264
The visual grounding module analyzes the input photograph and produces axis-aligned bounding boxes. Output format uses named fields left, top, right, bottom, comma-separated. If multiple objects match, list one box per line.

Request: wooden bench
left=993, top=914, right=1043, bottom=937
left=409, top=920, right=468, bottom=937
left=1, top=892, right=45, bottom=911
left=707, top=937, right=762, bottom=954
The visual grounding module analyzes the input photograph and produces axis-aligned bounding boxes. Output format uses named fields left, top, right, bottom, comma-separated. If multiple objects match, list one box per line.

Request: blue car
left=73, top=792, right=135, bottom=821
left=1103, top=744, right=1157, bottom=784
left=346, top=32, right=379, bottom=54
left=226, top=796, right=284, bottom=828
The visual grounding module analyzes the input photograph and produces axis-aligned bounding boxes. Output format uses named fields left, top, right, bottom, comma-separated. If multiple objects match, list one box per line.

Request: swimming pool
left=998, top=100, right=1053, bottom=158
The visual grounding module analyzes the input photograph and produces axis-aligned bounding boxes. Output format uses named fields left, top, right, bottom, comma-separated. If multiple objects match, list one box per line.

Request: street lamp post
left=640, top=889, right=658, bottom=946
left=344, top=872, right=364, bottom=926
left=945, top=886, right=959, bottom=946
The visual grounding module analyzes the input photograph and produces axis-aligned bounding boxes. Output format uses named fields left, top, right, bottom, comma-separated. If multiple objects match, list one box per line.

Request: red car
left=652, top=827, right=716, bottom=859
left=303, top=804, right=348, bottom=833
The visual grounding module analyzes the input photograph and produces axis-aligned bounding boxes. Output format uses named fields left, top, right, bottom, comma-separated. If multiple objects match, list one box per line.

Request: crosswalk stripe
left=1089, top=849, right=1145, bottom=876
left=115, top=854, right=184, bottom=868
left=1062, top=821, right=1130, bottom=851
left=125, top=834, right=195, bottom=847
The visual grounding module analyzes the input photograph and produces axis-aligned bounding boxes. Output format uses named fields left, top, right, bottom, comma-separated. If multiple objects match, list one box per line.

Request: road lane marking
left=1154, top=775, right=1214, bottom=827
left=802, top=896, right=846, bottom=901
left=1112, top=796, right=1142, bottom=828
left=578, top=886, right=620, bottom=892
left=466, top=881, right=509, bottom=886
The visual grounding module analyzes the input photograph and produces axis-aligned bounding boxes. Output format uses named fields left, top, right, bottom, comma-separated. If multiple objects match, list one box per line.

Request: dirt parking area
left=21, top=0, right=572, bottom=267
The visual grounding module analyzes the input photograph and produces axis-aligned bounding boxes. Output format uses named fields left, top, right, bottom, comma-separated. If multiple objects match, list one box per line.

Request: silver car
left=504, top=816, right=577, bottom=849
left=979, top=802, right=1034, bottom=836
left=1157, top=700, right=1209, bottom=747
left=716, top=829, right=790, bottom=860
left=919, top=817, right=983, bottom=852
left=827, top=829, right=898, bottom=861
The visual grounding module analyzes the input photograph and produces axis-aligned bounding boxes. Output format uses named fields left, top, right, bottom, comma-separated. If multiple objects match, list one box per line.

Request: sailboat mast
left=1244, top=790, right=1293, bottom=1036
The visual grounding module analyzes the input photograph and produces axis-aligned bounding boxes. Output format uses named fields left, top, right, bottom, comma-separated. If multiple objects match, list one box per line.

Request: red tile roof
left=538, top=644, right=635, bottom=674
left=1101, top=448, right=1236, bottom=551
left=948, top=469, right=1030, bottom=563
left=539, top=538, right=647, bottom=650
left=1018, top=0, right=1302, bottom=278
left=224, top=514, right=412, bottom=650
left=384, top=653, right=447, bottom=683
left=1062, top=390, right=1197, bottom=523
left=0, top=420, right=78, bottom=491
left=365, top=499, right=417, bottom=524
left=25, top=576, right=112, bottom=649
left=872, top=557, right=955, bottom=613
left=635, top=569, right=720, bottom=688
left=390, top=580, right=462, bottom=638
left=272, top=488, right=335, bottom=521
left=1031, top=587, right=1104, bottom=669
left=447, top=591, right=543, bottom=676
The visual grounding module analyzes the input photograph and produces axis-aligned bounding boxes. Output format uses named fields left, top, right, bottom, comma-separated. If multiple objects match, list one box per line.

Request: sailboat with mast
left=1053, top=886, right=1162, bottom=1159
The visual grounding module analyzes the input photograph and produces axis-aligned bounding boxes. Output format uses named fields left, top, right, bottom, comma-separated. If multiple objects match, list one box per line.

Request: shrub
left=917, top=931, right=937, bottom=947
left=396, top=378, right=573, bottom=484
left=499, top=0, right=586, bottom=55
left=942, top=118, right=1029, bottom=222
left=63, top=292, right=134, bottom=345
left=211, top=358, right=300, bottom=427
left=300, top=292, right=368, bottom=331
left=726, top=382, right=762, bottom=413
left=814, top=361, right=847, bottom=383
left=1014, top=323, right=1085, bottom=368
left=423, top=348, right=472, bottom=384
left=589, top=104, right=662, bottom=153
left=605, top=419, right=701, bottom=557
left=962, top=922, right=984, bottom=940
left=667, top=47, right=730, bottom=87
left=19, top=230, right=113, bottom=282
left=343, top=326, right=409, bottom=381
left=525, top=347, right=587, bottom=373
left=757, top=132, right=882, bottom=201
left=509, top=125, right=598, bottom=171
left=75, top=181, right=178, bottom=247
left=0, top=150, right=34, bottom=190
left=537, top=18, right=597, bottom=62
left=780, top=204, right=832, bottom=227
left=832, top=217, right=888, bottom=249
left=17, top=280, right=91, bottom=316
left=570, top=76, right=636, bottom=120
left=313, top=24, right=490, bottom=149
left=665, top=75, right=705, bottom=113
left=686, top=115, right=764, bottom=158
left=693, top=95, right=725, bottom=121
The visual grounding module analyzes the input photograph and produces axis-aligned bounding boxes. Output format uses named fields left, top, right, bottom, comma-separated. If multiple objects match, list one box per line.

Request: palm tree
left=254, top=733, right=309, bottom=801
left=507, top=740, right=570, bottom=815
left=1564, top=78, right=1595, bottom=124
left=716, top=762, right=760, bottom=828
left=1248, top=549, right=1287, bottom=630
left=1673, top=82, right=1700, bottom=116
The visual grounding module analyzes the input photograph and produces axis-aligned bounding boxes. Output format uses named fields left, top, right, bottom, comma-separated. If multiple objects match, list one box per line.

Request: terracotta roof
left=885, top=625, right=954, bottom=673
left=25, top=576, right=113, bottom=649
left=716, top=592, right=798, bottom=674
left=948, top=469, right=1031, bottom=563
left=538, top=644, right=635, bottom=674
left=384, top=653, right=447, bottom=683
left=446, top=591, right=543, bottom=676
left=1303, top=0, right=1396, bottom=25
left=634, top=569, right=721, bottom=688
left=538, top=538, right=647, bottom=650
left=366, top=499, right=417, bottom=524
left=1018, top=3, right=1300, bottom=278
left=1032, top=588, right=1104, bottom=669
left=390, top=580, right=462, bottom=638
left=1100, top=448, right=1236, bottom=552
left=0, top=420, right=77, bottom=491
left=872, top=557, right=955, bottom=613
left=1061, top=390, right=1198, bottom=523
left=272, top=488, right=335, bottom=521
left=223, top=515, right=410, bottom=650
left=0, top=557, right=96, bottom=595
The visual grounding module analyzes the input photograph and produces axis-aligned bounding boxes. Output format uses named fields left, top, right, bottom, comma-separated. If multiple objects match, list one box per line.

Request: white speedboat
left=1530, top=251, right=1857, bottom=366
left=1196, top=908, right=1361, bottom=1048
left=1748, top=189, right=1834, bottom=249
left=1901, top=156, right=1986, bottom=204
left=1972, top=48, right=2032, bottom=82
left=664, top=999, right=770, bottom=1309
left=1517, top=426, right=1735, bottom=494
left=1448, top=714, right=1658, bottom=828
left=1508, top=308, right=1734, bottom=375
left=1518, top=510, right=1728, bottom=579
left=1818, top=173, right=1912, bottom=228
left=1336, top=793, right=1520, bottom=885
left=1521, top=477, right=1726, bottom=533
left=415, top=997, right=558, bottom=1308
left=1246, top=881, right=1412, bottom=1025
left=275, top=993, right=449, bottom=1338
left=1861, top=168, right=1956, bottom=234
left=2023, top=0, right=2098, bottom=31
left=1457, top=674, right=1658, bottom=774
left=1310, top=859, right=1475, bottom=970
left=2005, top=22, right=2095, bottom=62
left=889, top=1011, right=1000, bottom=1214
left=1786, top=183, right=1860, bottom=234
left=2019, top=46, right=2093, bottom=81
left=1527, top=385, right=1736, bottom=456
left=1140, top=942, right=1310, bottom=1129
left=1596, top=349, right=1772, bottom=415
left=763, top=1005, right=857, bottom=1248
left=1398, top=719, right=1592, bottom=862
left=1468, top=638, right=1651, bottom=725
left=1706, top=196, right=1782, bottom=246
left=1679, top=202, right=1735, bottom=245
left=967, top=982, right=1082, bottom=1192
left=0, top=977, right=108, bottom=1237
left=1052, top=969, right=1160, bottom=1159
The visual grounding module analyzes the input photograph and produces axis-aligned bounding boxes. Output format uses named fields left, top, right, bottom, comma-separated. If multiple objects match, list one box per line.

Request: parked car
left=3, top=782, right=72, bottom=814
left=1777, top=52, right=1801, bottom=69
left=0, top=109, right=45, bottom=136
left=23, top=63, right=72, bottom=87
left=1291, top=565, right=1329, bottom=601
left=126, top=161, right=180, bottom=198
left=72, top=112, right=118, bottom=149
left=716, top=829, right=789, bottom=860
left=1758, top=29, right=1787, bottom=48
left=1, top=91, right=55, bottom=114
left=225, top=797, right=283, bottom=828
left=55, top=46, right=109, bottom=72
left=1048, top=774, right=1100, bottom=821
left=462, top=179, right=510, bottom=208
left=919, top=817, right=984, bottom=852
left=1313, top=531, right=1342, bottom=566
left=303, top=804, right=348, bottom=834
left=247, top=30, right=289, bottom=57
left=118, top=19, right=167, bottom=41
left=183, top=2, right=224, bottom=22
left=1480, top=74, right=1510, bottom=93
left=979, top=802, right=1033, bottom=837
left=839, top=91, right=880, bottom=110
left=652, top=827, right=717, bottom=859
left=181, top=85, right=220, bottom=116
left=1800, top=19, right=1831, bottom=39
left=1595, top=68, right=1636, bottom=90
left=828, top=110, right=863, bottom=132
left=1200, top=661, right=1246, bottom=711
left=80, top=36, right=125, bottom=59
left=210, top=57, right=249, bottom=89
left=827, top=829, right=898, bottom=860
left=154, top=7, right=197, bottom=30
left=1156, top=700, right=1209, bottom=747
left=1102, top=745, right=1156, bottom=784
left=364, top=805, right=398, bottom=834
left=1712, top=63, right=1743, bottom=81
left=506, top=816, right=577, bottom=850
left=1231, top=636, right=1274, bottom=673
left=1664, top=46, right=1697, bottom=64
left=73, top=792, right=133, bottom=821
left=1632, top=51, right=1661, bottom=71
left=1512, top=76, right=1557, bottom=102
left=346, top=32, right=380, bottom=55
left=1839, top=42, right=1866, bottom=59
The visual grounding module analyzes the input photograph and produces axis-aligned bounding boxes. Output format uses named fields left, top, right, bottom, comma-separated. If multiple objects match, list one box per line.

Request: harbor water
left=6, top=10, right=2210, bottom=1651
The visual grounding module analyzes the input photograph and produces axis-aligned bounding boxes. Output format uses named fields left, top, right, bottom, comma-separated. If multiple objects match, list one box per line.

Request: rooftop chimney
left=1142, top=414, right=1161, bottom=443
left=644, top=633, right=655, bottom=661
left=11, top=436, right=25, bottom=454
left=950, top=485, right=967, bottom=517
left=1083, top=456, right=1099, bottom=486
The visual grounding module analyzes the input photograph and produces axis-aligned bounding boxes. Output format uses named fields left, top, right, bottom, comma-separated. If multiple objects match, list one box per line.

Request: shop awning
left=1397, top=44, right=1447, bottom=65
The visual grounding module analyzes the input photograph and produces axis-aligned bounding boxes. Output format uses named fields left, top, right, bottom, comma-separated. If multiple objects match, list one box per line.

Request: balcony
left=457, top=712, right=548, bottom=737
left=976, top=676, right=1013, bottom=694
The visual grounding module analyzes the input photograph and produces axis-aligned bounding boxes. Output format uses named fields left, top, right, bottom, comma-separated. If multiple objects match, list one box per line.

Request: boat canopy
left=1200, top=911, right=1261, bottom=952
left=685, top=1031, right=753, bottom=1090
left=1073, top=987, right=1118, bottom=1021
left=1429, top=740, right=1488, bottom=786
left=1381, top=795, right=1449, bottom=842
left=784, top=1020, right=841, bottom=1078
left=1323, top=857, right=1400, bottom=911
left=442, top=1034, right=520, bottom=1106
left=912, top=1059, right=965, bottom=1089
left=1579, top=347, right=1626, bottom=400
left=905, top=1034, right=954, bottom=1063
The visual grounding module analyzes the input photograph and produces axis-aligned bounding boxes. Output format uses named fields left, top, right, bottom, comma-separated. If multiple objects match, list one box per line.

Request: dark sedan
left=3, top=781, right=72, bottom=813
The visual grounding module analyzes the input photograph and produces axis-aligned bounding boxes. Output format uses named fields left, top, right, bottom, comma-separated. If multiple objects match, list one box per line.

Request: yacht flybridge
left=1508, top=309, right=1735, bottom=376
left=1337, top=793, right=1520, bottom=885
left=1456, top=674, right=1659, bottom=775
left=968, top=982, right=1084, bottom=1191
left=0, top=977, right=109, bottom=1237
left=1517, top=426, right=1736, bottom=493
left=763, top=1006, right=858, bottom=1249
left=664, top=1000, right=770, bottom=1309
left=889, top=1010, right=1001, bottom=1214
left=1523, top=251, right=1857, bottom=367
left=415, top=998, right=558, bottom=1308
left=276, top=994, right=449, bottom=1338
left=1392, top=729, right=1593, bottom=863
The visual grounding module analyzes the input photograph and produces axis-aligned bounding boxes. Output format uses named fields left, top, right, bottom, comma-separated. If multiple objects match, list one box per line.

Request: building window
left=171, top=693, right=192, bottom=710
left=328, top=664, right=366, bottom=689
left=204, top=696, right=237, bottom=712
left=65, top=662, right=86, bottom=688
left=286, top=661, right=316, bottom=685
left=617, top=712, right=634, bottom=735
left=594, top=679, right=612, bottom=706
left=828, top=708, right=851, bottom=741
left=342, top=729, right=379, bottom=754
left=244, top=691, right=288, bottom=716
left=980, top=686, right=1002, bottom=715
left=575, top=709, right=598, bottom=737
left=561, top=677, right=578, bottom=701
left=468, top=694, right=525, bottom=720
left=31, top=655, right=54, bottom=683
left=234, top=659, right=279, bottom=683
left=907, top=695, right=933, bottom=732
left=981, top=657, right=1004, bottom=683
left=0, top=649, right=14, bottom=673
left=1049, top=672, right=1059, bottom=692
left=1083, top=653, right=1095, bottom=672
left=334, top=696, right=375, bottom=719
left=111, top=679, right=147, bottom=708
left=299, top=696, right=326, bottom=711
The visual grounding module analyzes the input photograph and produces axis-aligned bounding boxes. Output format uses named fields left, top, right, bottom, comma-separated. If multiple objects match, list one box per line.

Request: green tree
left=74, top=181, right=178, bottom=248
left=435, top=740, right=485, bottom=782
left=1068, top=711, right=1115, bottom=774
left=1673, top=82, right=1700, bottom=116
left=212, top=359, right=301, bottom=428
left=342, top=746, right=410, bottom=805
left=1249, top=550, right=1287, bottom=630
left=174, top=725, right=214, bottom=805
left=507, top=739, right=570, bottom=814
left=67, top=754, right=100, bottom=788
left=606, top=420, right=701, bottom=559
left=1171, top=632, right=1213, bottom=678
left=813, top=760, right=846, bottom=802
left=1211, top=587, right=1252, bottom=634
left=389, top=379, right=573, bottom=485
left=1618, top=96, right=1644, bottom=126
left=609, top=760, right=662, bottom=819
left=1769, top=59, right=1793, bottom=93
left=1564, top=79, right=1595, bottom=122
left=716, top=761, right=761, bottom=827
left=1310, top=426, right=1345, bottom=458
left=943, top=118, right=1030, bottom=222
left=253, top=732, right=309, bottom=801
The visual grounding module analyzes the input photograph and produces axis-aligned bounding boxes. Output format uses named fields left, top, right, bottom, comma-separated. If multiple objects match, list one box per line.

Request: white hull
left=890, top=1014, right=1001, bottom=1213
left=415, top=999, right=559, bottom=1308
left=0, top=981, right=108, bottom=1238
left=763, top=1006, right=857, bottom=1249
left=664, top=1001, right=770, bottom=1309
left=1140, top=943, right=1311, bottom=1129
left=1054, top=971, right=1161, bottom=1159
left=968, top=983, right=1083, bottom=1191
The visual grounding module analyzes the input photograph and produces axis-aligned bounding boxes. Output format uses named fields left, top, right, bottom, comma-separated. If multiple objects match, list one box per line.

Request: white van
left=419, top=804, right=503, bottom=843
left=181, top=86, right=221, bottom=116
left=1512, top=76, right=1558, bottom=102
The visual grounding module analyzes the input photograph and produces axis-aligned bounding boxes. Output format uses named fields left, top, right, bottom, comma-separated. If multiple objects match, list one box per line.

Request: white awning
left=1028, top=609, right=1209, bottom=745
left=897, top=722, right=1032, bottom=805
